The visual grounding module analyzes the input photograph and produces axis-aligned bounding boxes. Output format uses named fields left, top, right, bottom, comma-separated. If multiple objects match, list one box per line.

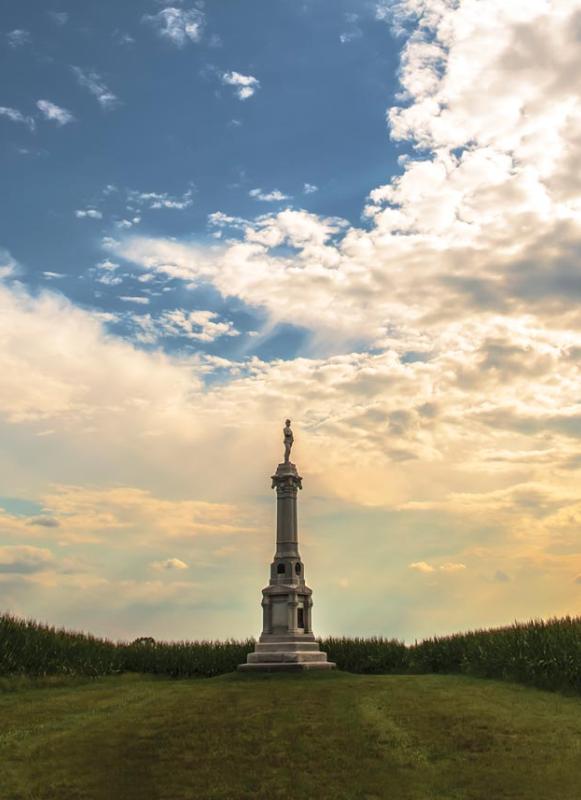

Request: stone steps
left=247, top=650, right=330, bottom=664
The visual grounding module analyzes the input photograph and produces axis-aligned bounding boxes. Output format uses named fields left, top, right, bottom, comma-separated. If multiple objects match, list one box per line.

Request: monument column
left=238, top=421, right=335, bottom=672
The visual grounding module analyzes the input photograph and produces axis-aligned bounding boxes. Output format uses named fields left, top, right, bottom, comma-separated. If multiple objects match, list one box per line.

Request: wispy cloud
left=0, top=106, right=35, bottom=131
left=36, top=100, right=75, bottom=126
left=221, top=71, right=260, bottom=100
left=409, top=561, right=467, bottom=574
left=303, top=183, right=318, bottom=194
left=6, top=29, right=31, bottom=48
left=42, top=272, right=66, bottom=280
left=128, top=188, right=193, bottom=211
left=249, top=188, right=290, bottom=202
left=339, top=12, right=362, bottom=44
left=0, top=545, right=54, bottom=574
left=120, top=296, right=150, bottom=305
left=0, top=248, right=20, bottom=279
left=72, top=67, right=120, bottom=111
left=151, top=557, right=189, bottom=571
left=48, top=11, right=69, bottom=26
left=143, top=6, right=205, bottom=47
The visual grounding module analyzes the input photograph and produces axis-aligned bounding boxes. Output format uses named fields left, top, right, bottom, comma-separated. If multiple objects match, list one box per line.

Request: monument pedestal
left=238, top=460, right=335, bottom=672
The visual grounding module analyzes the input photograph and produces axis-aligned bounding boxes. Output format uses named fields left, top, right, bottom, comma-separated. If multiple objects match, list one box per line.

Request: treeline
left=2, top=613, right=581, bottom=694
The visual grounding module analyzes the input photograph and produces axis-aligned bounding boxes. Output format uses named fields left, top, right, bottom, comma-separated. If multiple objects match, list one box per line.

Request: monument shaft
left=238, top=424, right=335, bottom=672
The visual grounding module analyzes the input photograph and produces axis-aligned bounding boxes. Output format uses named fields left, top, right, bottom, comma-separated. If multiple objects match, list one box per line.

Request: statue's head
left=285, top=419, right=291, bottom=426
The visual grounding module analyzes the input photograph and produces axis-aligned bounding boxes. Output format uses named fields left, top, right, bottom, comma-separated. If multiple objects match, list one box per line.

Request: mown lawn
left=1, top=671, right=580, bottom=800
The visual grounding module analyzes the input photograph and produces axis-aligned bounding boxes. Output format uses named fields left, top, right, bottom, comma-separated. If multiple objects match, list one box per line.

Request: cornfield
left=0, top=614, right=253, bottom=678
left=2, top=612, right=581, bottom=694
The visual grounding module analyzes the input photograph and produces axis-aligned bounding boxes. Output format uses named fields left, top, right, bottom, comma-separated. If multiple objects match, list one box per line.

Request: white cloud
left=115, top=218, right=141, bottom=230
left=72, top=67, right=120, bottom=111
left=128, top=189, right=193, bottom=211
left=143, top=7, right=205, bottom=47
left=6, top=29, right=31, bottom=48
left=96, top=259, right=119, bottom=272
left=221, top=71, right=260, bottom=100
left=75, top=209, right=102, bottom=220
left=151, top=557, right=189, bottom=571
left=131, top=309, right=240, bottom=344
left=303, top=183, right=318, bottom=194
left=0, top=106, right=35, bottom=131
left=249, top=188, right=290, bottom=203
left=120, top=296, right=150, bottom=305
left=207, top=211, right=248, bottom=231
left=43, top=272, right=66, bottom=280
left=36, top=100, right=75, bottom=126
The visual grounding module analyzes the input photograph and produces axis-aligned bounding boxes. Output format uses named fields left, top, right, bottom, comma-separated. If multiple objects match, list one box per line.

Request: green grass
left=1, top=671, right=581, bottom=800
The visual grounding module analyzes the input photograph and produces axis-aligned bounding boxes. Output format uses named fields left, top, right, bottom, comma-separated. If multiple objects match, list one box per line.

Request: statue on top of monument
left=283, top=419, right=294, bottom=463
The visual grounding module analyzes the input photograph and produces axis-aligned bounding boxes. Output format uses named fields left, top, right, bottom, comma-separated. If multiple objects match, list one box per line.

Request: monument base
left=237, top=634, right=335, bottom=672
left=238, top=661, right=335, bottom=672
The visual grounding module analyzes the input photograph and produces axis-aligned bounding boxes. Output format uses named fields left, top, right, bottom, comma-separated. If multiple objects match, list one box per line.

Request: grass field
left=2, top=671, right=581, bottom=800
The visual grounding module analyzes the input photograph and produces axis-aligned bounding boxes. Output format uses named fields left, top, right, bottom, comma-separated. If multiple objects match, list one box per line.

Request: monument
left=238, top=420, right=335, bottom=672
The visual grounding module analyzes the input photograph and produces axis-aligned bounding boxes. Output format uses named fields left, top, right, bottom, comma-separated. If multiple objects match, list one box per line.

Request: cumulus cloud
left=131, top=309, right=240, bottom=344
left=143, top=7, right=205, bottom=46
left=221, top=71, right=260, bottom=100
left=36, top=100, right=75, bottom=126
left=0, top=106, right=35, bottom=131
left=72, top=67, right=120, bottom=110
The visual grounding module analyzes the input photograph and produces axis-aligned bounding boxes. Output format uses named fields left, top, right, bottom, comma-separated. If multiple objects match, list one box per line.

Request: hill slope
left=1, top=672, right=580, bottom=800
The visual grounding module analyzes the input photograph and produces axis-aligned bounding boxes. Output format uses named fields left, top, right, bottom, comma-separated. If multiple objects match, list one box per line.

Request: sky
left=1, top=0, right=580, bottom=644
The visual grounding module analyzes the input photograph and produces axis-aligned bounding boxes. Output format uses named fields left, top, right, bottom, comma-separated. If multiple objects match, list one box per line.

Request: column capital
left=271, top=462, right=303, bottom=490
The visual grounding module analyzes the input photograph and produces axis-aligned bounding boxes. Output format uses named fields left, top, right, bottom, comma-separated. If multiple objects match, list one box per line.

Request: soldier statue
left=283, top=419, right=294, bottom=463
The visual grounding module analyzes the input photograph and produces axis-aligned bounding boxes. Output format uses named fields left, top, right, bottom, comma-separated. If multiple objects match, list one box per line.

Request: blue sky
left=2, top=0, right=402, bottom=361
left=1, top=0, right=581, bottom=643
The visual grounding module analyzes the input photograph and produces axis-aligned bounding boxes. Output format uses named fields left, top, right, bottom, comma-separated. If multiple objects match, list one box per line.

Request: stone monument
left=238, top=421, right=335, bottom=672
